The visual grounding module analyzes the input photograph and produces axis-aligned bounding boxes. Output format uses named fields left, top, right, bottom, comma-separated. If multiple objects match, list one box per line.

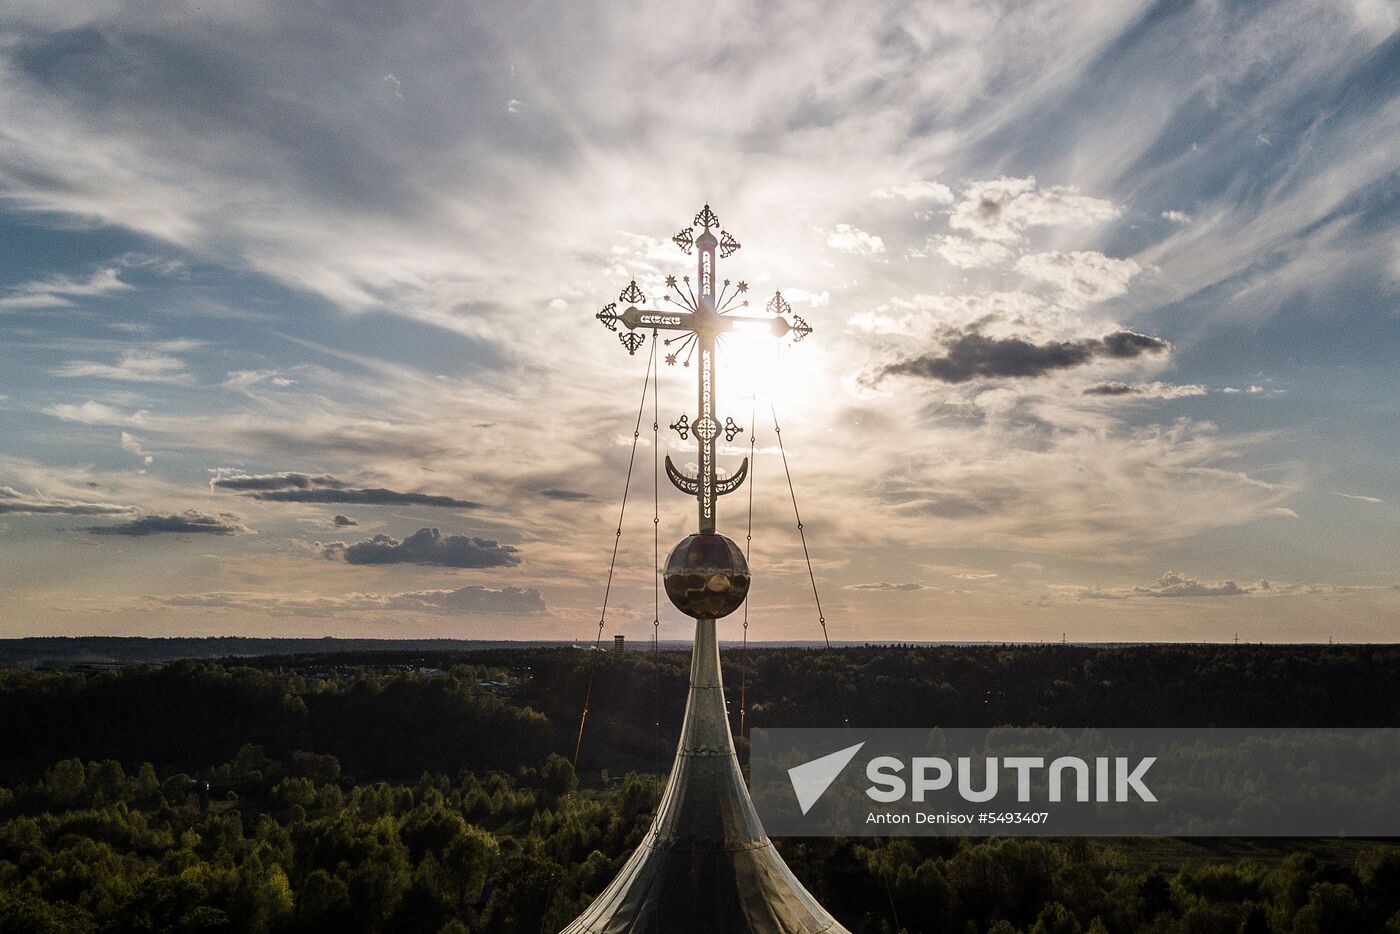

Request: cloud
left=949, top=177, right=1118, bottom=243
left=43, top=401, right=149, bottom=427
left=333, top=514, right=358, bottom=526
left=539, top=488, right=593, bottom=502
left=880, top=330, right=1169, bottom=384
left=0, top=485, right=135, bottom=516
left=223, top=370, right=295, bottom=389
left=1083, top=382, right=1207, bottom=399
left=1161, top=210, right=1191, bottom=224
left=323, top=527, right=520, bottom=568
left=393, top=584, right=544, bottom=614
left=154, top=584, right=547, bottom=616
left=1133, top=572, right=1251, bottom=598
left=1331, top=491, right=1383, bottom=504
left=85, top=511, right=248, bottom=536
left=53, top=350, right=194, bottom=384
left=918, top=235, right=1013, bottom=268
left=1078, top=572, right=1254, bottom=600
left=120, top=432, right=154, bottom=465
left=212, top=472, right=481, bottom=508
left=1015, top=250, right=1141, bottom=303
left=872, top=180, right=954, bottom=204
left=0, top=267, right=130, bottom=310
left=844, top=581, right=932, bottom=591
left=825, top=223, right=885, bottom=255
left=213, top=472, right=346, bottom=492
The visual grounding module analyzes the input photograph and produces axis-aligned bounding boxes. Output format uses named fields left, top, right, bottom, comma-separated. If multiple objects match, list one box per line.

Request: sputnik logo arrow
left=787, top=742, right=865, bottom=815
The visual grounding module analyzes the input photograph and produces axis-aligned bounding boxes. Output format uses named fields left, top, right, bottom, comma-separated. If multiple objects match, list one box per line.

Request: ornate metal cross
left=596, top=204, right=813, bottom=533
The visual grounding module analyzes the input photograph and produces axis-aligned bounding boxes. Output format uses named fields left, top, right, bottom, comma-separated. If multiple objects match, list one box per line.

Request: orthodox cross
left=596, top=204, right=813, bottom=533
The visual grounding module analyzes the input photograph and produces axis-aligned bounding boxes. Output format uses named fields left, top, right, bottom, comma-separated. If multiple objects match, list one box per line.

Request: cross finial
left=593, top=206, right=818, bottom=532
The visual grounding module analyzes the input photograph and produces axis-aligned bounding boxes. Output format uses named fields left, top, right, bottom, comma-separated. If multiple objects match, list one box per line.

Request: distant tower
left=566, top=206, right=841, bottom=933
left=613, top=634, right=625, bottom=652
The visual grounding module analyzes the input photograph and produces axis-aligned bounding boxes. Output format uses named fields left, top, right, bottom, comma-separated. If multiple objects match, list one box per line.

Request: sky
left=1, top=0, right=1398, bottom=643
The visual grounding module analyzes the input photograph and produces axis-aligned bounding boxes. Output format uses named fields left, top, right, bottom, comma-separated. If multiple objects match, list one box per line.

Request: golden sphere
left=663, top=533, right=750, bottom=619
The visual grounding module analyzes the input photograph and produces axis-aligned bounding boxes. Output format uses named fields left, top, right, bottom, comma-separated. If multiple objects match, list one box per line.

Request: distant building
left=613, top=634, right=625, bottom=652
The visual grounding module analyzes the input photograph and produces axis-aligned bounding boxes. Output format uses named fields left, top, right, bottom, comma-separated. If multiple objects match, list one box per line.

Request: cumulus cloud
left=1015, top=250, right=1141, bottom=303
left=879, top=330, right=1169, bottom=384
left=323, top=527, right=520, bottom=568
left=212, top=472, right=481, bottom=508
left=85, top=511, right=247, bottom=536
left=872, top=180, right=954, bottom=203
left=1161, top=210, right=1191, bottom=224
left=917, top=235, right=1013, bottom=268
left=949, top=177, right=1118, bottom=243
left=0, top=486, right=136, bottom=516
left=333, top=514, right=358, bottom=526
left=1083, top=382, right=1207, bottom=399
left=1078, top=572, right=1253, bottom=600
left=825, top=223, right=885, bottom=255
left=844, top=581, right=933, bottom=591
left=1134, top=572, right=1251, bottom=598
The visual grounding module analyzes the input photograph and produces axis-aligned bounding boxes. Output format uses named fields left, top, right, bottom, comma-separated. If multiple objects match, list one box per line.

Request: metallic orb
left=663, top=533, right=750, bottom=619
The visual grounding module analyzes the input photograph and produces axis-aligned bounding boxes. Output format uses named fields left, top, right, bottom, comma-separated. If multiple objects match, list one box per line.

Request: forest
left=2, top=643, right=1399, bottom=933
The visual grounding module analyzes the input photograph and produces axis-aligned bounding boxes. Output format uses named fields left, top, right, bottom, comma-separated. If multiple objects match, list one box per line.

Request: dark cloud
left=1100, top=332, right=1167, bottom=358
left=333, top=514, right=357, bottom=526
left=881, top=330, right=1169, bottom=384
left=260, top=488, right=480, bottom=507
left=213, top=472, right=480, bottom=508
left=212, top=472, right=346, bottom=492
left=324, top=527, right=520, bottom=568
left=0, top=486, right=135, bottom=516
left=539, top=488, right=593, bottom=502
left=85, top=511, right=247, bottom=536
left=1083, top=382, right=1138, bottom=396
left=1084, top=381, right=1208, bottom=399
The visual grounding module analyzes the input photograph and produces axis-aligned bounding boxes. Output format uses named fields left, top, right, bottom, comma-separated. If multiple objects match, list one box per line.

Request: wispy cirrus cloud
left=0, top=485, right=135, bottom=516
left=53, top=349, right=194, bottom=384
left=0, top=267, right=130, bottom=310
